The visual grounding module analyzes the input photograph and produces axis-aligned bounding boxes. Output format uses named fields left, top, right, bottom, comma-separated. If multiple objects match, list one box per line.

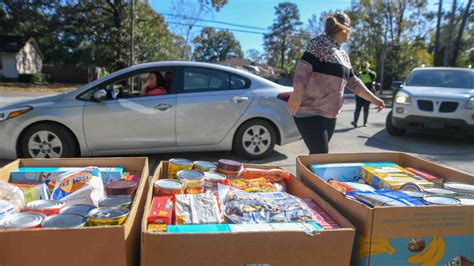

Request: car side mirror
left=93, top=89, right=107, bottom=101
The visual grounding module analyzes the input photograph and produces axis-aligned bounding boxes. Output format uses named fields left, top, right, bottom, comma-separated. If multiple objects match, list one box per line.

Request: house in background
left=0, top=35, right=44, bottom=79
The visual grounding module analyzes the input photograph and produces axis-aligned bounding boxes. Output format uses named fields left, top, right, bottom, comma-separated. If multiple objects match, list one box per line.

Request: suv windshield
left=405, top=69, right=474, bottom=89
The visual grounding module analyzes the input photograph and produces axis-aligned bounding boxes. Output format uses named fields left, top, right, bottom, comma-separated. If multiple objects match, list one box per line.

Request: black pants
left=354, top=95, right=370, bottom=125
left=294, top=116, right=336, bottom=154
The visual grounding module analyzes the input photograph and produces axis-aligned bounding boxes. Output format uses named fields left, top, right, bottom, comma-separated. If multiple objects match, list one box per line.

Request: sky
left=151, top=0, right=469, bottom=54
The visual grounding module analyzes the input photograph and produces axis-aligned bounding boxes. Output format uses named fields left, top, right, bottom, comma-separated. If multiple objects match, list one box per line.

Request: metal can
left=26, top=200, right=65, bottom=216
left=203, top=172, right=227, bottom=189
left=42, top=214, right=87, bottom=228
left=0, top=200, right=16, bottom=222
left=105, top=180, right=138, bottom=197
left=423, top=196, right=460, bottom=205
left=457, top=197, right=474, bottom=205
left=168, top=158, right=193, bottom=179
left=88, top=207, right=130, bottom=226
left=153, top=179, right=185, bottom=197
left=423, top=188, right=457, bottom=197
left=177, top=170, right=205, bottom=194
left=1, top=212, right=45, bottom=228
left=99, top=195, right=133, bottom=209
left=443, top=182, right=474, bottom=199
left=400, top=190, right=430, bottom=199
left=400, top=182, right=423, bottom=192
left=60, top=204, right=96, bottom=218
left=193, top=161, right=217, bottom=172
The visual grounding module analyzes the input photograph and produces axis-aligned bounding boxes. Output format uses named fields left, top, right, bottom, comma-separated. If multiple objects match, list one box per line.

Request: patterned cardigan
left=293, top=34, right=368, bottom=118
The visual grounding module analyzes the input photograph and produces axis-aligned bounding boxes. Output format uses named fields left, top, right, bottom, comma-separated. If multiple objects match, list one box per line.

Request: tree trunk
left=450, top=0, right=472, bottom=66
left=396, top=0, right=407, bottom=43
left=434, top=0, right=443, bottom=66
left=443, top=0, right=457, bottom=66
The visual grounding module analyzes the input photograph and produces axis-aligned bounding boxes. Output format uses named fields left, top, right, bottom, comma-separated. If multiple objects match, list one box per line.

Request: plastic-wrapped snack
left=51, top=167, right=105, bottom=206
left=303, top=199, right=340, bottom=230
left=175, top=193, right=223, bottom=225
left=229, top=177, right=276, bottom=193
left=240, top=168, right=291, bottom=182
left=219, top=185, right=313, bottom=224
left=347, top=190, right=425, bottom=207
left=0, top=181, right=25, bottom=212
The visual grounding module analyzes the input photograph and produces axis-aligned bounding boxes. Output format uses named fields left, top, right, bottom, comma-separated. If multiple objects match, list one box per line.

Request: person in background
left=140, top=71, right=168, bottom=96
left=287, top=12, right=384, bottom=154
left=351, top=62, right=377, bottom=127
left=164, top=71, right=174, bottom=90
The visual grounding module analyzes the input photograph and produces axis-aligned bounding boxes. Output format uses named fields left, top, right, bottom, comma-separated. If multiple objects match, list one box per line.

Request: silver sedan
left=0, top=61, right=300, bottom=160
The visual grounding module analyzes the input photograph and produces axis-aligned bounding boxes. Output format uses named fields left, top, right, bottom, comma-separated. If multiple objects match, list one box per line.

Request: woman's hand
left=288, top=93, right=302, bottom=115
left=372, top=97, right=385, bottom=112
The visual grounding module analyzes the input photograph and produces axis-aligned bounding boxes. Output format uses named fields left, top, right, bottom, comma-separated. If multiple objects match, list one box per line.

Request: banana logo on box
left=407, top=237, right=446, bottom=266
left=356, top=236, right=396, bottom=260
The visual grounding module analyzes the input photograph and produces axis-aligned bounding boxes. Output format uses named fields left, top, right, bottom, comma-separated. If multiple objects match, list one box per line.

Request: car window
left=183, top=68, right=230, bottom=92
left=405, top=70, right=474, bottom=89
left=231, top=74, right=250, bottom=89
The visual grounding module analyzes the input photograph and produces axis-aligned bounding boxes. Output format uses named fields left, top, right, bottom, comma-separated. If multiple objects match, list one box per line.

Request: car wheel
left=386, top=111, right=406, bottom=136
left=20, top=123, right=77, bottom=158
left=233, top=119, right=276, bottom=160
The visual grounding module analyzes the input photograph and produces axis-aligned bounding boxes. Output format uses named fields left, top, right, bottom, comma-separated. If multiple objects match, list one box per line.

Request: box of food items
left=141, top=158, right=356, bottom=266
left=296, top=152, right=474, bottom=266
left=0, top=157, right=149, bottom=266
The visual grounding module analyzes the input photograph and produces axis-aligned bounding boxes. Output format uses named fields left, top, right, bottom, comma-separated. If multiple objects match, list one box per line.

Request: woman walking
left=288, top=12, right=384, bottom=154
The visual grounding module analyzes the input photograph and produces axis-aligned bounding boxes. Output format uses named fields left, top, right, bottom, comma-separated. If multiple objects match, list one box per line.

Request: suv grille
left=439, top=102, right=458, bottom=113
left=418, top=100, right=433, bottom=111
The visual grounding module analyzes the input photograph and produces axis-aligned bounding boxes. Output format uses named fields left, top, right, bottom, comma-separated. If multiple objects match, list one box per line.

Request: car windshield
left=405, top=69, right=474, bottom=89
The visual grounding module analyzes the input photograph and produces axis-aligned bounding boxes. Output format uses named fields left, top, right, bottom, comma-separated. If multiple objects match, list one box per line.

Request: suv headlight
left=0, top=106, right=33, bottom=122
left=395, top=91, right=411, bottom=105
left=466, top=98, right=474, bottom=109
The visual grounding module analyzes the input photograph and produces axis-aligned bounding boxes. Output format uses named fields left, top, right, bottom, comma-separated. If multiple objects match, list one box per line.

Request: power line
left=163, top=13, right=268, bottom=31
left=166, top=21, right=267, bottom=35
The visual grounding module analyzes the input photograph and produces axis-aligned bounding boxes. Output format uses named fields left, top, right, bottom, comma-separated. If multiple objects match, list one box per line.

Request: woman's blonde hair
left=325, top=12, right=351, bottom=37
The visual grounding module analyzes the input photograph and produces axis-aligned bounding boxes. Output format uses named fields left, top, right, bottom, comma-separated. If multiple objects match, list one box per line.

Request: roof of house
left=217, top=58, right=252, bottom=67
left=0, top=35, right=44, bottom=59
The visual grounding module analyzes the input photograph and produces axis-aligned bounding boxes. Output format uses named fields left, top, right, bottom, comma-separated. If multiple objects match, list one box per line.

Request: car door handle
left=232, top=96, right=249, bottom=103
left=154, top=103, right=173, bottom=111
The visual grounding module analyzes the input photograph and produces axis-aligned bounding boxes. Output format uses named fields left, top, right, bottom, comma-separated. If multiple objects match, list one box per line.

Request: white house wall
left=16, top=41, right=43, bottom=74
left=0, top=53, right=19, bottom=78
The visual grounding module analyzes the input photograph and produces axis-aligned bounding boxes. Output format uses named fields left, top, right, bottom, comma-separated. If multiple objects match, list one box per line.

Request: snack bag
left=51, top=167, right=105, bottom=206
left=175, top=193, right=223, bottom=225
left=0, top=181, right=24, bottom=211
left=229, top=177, right=277, bottom=193
left=240, top=168, right=291, bottom=182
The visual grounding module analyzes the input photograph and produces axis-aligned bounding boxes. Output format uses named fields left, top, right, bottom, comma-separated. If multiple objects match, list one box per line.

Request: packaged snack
left=405, top=167, right=443, bottom=187
left=10, top=167, right=124, bottom=184
left=148, top=224, right=167, bottom=233
left=148, top=196, right=173, bottom=225
left=240, top=168, right=291, bottom=182
left=51, top=167, right=105, bottom=206
left=341, top=182, right=375, bottom=192
left=347, top=190, right=425, bottom=207
left=328, top=180, right=355, bottom=194
left=229, top=177, right=276, bottom=193
left=361, top=166, right=433, bottom=190
left=11, top=183, right=49, bottom=204
left=175, top=193, right=222, bottom=225
left=303, top=199, right=340, bottom=230
left=0, top=181, right=25, bottom=211
left=309, top=162, right=398, bottom=182
left=273, top=180, right=287, bottom=192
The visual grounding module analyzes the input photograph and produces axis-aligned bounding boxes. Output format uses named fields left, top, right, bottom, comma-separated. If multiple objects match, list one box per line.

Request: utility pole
left=130, top=0, right=134, bottom=66
left=434, top=0, right=443, bottom=66
left=443, top=0, right=456, bottom=66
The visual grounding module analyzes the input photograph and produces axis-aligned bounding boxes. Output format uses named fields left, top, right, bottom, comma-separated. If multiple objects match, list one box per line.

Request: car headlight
left=395, top=92, right=411, bottom=105
left=0, top=106, right=33, bottom=122
left=466, top=98, right=474, bottom=109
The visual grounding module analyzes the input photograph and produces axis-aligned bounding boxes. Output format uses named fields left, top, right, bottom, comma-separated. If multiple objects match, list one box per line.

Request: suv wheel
left=386, top=111, right=406, bottom=136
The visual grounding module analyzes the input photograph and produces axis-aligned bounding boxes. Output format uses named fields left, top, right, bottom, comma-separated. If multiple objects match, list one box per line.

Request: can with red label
left=26, top=200, right=65, bottom=216
left=177, top=170, right=205, bottom=194
left=153, top=179, right=185, bottom=197
left=1, top=212, right=45, bottom=229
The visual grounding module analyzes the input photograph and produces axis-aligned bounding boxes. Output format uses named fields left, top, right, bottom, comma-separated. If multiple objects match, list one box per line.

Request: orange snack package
left=240, top=168, right=291, bottom=182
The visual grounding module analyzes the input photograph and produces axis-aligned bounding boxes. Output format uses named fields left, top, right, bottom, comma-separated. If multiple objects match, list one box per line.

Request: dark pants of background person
left=294, top=116, right=336, bottom=154
left=354, top=95, right=370, bottom=125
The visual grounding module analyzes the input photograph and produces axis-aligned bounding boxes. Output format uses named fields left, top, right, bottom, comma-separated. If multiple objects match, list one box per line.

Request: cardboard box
left=0, top=157, right=149, bottom=266
left=141, top=161, right=356, bottom=266
left=297, top=152, right=474, bottom=266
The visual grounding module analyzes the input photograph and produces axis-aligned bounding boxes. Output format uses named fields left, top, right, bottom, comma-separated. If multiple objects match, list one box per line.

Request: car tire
left=386, top=111, right=406, bottom=136
left=20, top=123, right=77, bottom=158
left=233, top=119, right=276, bottom=160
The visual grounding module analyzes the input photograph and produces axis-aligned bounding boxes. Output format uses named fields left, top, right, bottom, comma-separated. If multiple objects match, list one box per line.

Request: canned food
left=88, top=207, right=130, bottom=226
left=203, top=172, right=227, bottom=189
left=423, top=196, right=460, bottom=205
left=193, top=161, right=217, bottom=172
left=400, top=190, right=430, bottom=199
left=458, top=197, right=474, bottom=205
left=60, top=204, right=96, bottom=218
left=105, top=180, right=138, bottom=197
left=177, top=170, right=205, bottom=194
left=153, top=179, right=185, bottom=197
left=0, top=200, right=16, bottom=222
left=217, top=159, right=242, bottom=178
left=99, top=195, right=133, bottom=209
left=26, top=200, right=65, bottom=216
left=443, top=182, right=474, bottom=199
left=1, top=212, right=45, bottom=228
left=168, top=158, right=193, bottom=179
left=400, top=182, right=423, bottom=192
left=423, top=188, right=457, bottom=197
left=42, top=214, right=87, bottom=228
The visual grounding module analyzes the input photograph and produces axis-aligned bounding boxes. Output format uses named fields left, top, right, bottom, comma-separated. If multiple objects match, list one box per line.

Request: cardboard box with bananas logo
left=297, top=152, right=474, bottom=266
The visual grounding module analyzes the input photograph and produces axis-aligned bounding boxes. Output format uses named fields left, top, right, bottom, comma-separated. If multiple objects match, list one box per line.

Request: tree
left=306, top=14, right=324, bottom=38
left=192, top=27, right=243, bottom=62
left=450, top=0, right=473, bottom=66
left=245, top=49, right=264, bottom=64
left=263, top=2, right=307, bottom=73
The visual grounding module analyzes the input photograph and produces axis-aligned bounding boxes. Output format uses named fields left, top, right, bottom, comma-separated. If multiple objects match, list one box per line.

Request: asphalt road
left=1, top=93, right=473, bottom=176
